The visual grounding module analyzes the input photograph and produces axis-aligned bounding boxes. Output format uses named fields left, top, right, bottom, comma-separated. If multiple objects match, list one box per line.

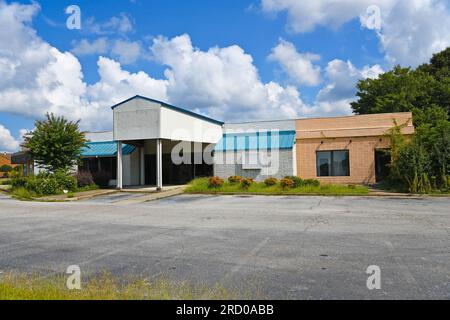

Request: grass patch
left=185, top=178, right=369, bottom=195
left=373, top=181, right=450, bottom=195
left=0, top=272, right=251, bottom=300
left=74, top=184, right=100, bottom=193
left=10, top=187, right=38, bottom=200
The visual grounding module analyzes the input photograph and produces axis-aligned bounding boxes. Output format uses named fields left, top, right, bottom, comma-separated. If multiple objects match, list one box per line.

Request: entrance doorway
left=375, top=149, right=391, bottom=182
left=145, top=153, right=213, bottom=185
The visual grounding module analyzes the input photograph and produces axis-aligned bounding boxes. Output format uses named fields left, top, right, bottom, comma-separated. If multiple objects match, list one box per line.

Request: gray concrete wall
left=214, top=149, right=294, bottom=181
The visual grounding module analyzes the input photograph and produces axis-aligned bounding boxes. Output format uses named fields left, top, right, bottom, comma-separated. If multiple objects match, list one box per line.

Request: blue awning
left=215, top=130, right=296, bottom=151
left=81, top=141, right=136, bottom=157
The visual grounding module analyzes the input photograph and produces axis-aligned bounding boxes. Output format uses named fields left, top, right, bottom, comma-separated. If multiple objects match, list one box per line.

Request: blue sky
left=0, top=0, right=449, bottom=152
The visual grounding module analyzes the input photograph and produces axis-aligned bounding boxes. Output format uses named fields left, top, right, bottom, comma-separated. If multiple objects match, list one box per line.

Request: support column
left=140, top=146, right=145, bottom=186
left=156, top=139, right=162, bottom=191
left=116, top=141, right=123, bottom=189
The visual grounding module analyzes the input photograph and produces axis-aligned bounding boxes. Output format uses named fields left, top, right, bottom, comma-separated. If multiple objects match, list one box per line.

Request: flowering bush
left=75, top=171, right=95, bottom=187
left=228, top=176, right=243, bottom=184
left=240, top=178, right=254, bottom=190
left=208, top=176, right=224, bottom=188
left=280, top=178, right=294, bottom=190
left=264, top=177, right=278, bottom=186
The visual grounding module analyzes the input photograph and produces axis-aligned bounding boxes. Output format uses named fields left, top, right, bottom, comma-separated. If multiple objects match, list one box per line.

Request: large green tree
left=23, top=113, right=86, bottom=172
left=417, top=47, right=450, bottom=81
left=351, top=47, right=450, bottom=192
left=351, top=47, right=450, bottom=118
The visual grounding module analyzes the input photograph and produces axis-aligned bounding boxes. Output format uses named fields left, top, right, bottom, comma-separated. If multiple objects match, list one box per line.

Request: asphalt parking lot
left=0, top=194, right=449, bottom=299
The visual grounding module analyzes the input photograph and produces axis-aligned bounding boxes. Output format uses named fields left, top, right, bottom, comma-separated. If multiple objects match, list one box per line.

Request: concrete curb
left=184, top=191, right=450, bottom=199
left=36, top=189, right=119, bottom=202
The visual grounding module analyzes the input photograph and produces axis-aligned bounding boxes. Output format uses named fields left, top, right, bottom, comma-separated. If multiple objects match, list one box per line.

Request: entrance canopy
left=111, top=95, right=224, bottom=190
left=81, top=141, right=135, bottom=157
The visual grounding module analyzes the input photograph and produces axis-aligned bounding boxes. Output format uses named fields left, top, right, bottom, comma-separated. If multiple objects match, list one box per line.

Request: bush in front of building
left=75, top=171, right=95, bottom=187
left=92, top=171, right=111, bottom=187
left=303, top=179, right=320, bottom=187
left=240, top=178, right=254, bottom=190
left=284, top=176, right=320, bottom=188
left=284, top=176, right=304, bottom=188
left=208, top=176, right=224, bottom=189
left=228, top=176, right=243, bottom=184
left=280, top=178, right=294, bottom=190
left=10, top=171, right=78, bottom=197
left=264, top=177, right=278, bottom=186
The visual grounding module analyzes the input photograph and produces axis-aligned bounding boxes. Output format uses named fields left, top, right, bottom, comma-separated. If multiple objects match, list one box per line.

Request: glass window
left=316, top=150, right=349, bottom=177
left=317, top=151, right=331, bottom=176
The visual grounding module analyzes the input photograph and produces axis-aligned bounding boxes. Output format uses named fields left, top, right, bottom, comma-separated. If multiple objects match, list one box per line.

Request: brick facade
left=295, top=112, right=414, bottom=184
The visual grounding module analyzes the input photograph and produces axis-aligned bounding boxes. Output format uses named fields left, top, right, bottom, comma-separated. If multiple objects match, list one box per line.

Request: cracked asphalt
left=0, top=194, right=449, bottom=299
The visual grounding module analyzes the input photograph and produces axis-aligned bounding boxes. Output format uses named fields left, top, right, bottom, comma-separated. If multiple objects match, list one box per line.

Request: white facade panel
left=160, top=106, right=222, bottom=144
left=113, top=99, right=161, bottom=141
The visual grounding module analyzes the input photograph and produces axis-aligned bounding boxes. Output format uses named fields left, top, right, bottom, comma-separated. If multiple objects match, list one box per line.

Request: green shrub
left=228, top=176, right=243, bottom=184
left=11, top=171, right=78, bottom=196
left=11, top=187, right=36, bottom=200
left=264, top=177, right=278, bottom=186
left=0, top=179, right=11, bottom=185
left=240, top=178, right=254, bottom=190
left=284, top=176, right=303, bottom=188
left=11, top=177, right=28, bottom=189
left=280, top=178, right=294, bottom=190
left=208, top=176, right=224, bottom=188
left=303, top=179, right=320, bottom=187
left=54, top=170, right=77, bottom=192
left=29, top=176, right=60, bottom=195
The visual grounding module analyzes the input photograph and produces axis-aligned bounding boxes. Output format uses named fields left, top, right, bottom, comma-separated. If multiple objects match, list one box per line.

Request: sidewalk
left=37, top=189, right=118, bottom=202
left=113, top=186, right=186, bottom=205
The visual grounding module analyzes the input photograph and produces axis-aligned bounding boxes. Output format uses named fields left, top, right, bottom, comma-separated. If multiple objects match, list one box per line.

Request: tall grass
left=185, top=178, right=369, bottom=195
left=0, top=272, right=248, bottom=300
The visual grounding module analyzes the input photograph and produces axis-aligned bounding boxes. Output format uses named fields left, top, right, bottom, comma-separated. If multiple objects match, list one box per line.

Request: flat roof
left=228, top=112, right=413, bottom=125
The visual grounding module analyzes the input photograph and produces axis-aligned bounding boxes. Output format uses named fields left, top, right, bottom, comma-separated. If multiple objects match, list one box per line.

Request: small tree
left=23, top=113, right=86, bottom=173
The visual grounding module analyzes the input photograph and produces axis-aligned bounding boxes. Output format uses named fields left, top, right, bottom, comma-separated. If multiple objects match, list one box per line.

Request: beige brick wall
left=296, top=136, right=391, bottom=184
left=295, top=112, right=414, bottom=185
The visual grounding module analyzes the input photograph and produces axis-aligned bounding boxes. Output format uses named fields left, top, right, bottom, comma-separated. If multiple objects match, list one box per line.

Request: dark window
left=316, top=150, right=350, bottom=177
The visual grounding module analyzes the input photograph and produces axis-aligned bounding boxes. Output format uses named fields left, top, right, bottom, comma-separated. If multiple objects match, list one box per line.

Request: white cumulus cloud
left=0, top=124, right=20, bottom=152
left=0, top=0, right=387, bottom=142
left=268, top=39, right=322, bottom=86
left=260, top=0, right=450, bottom=67
left=71, top=37, right=109, bottom=56
left=149, top=34, right=310, bottom=121
left=316, top=59, right=384, bottom=114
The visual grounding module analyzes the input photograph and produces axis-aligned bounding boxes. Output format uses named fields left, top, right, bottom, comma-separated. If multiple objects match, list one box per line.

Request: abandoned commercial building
left=76, top=95, right=414, bottom=188
left=12, top=95, right=414, bottom=188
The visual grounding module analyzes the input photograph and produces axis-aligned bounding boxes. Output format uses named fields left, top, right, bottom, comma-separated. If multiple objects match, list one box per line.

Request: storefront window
left=316, top=150, right=350, bottom=177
